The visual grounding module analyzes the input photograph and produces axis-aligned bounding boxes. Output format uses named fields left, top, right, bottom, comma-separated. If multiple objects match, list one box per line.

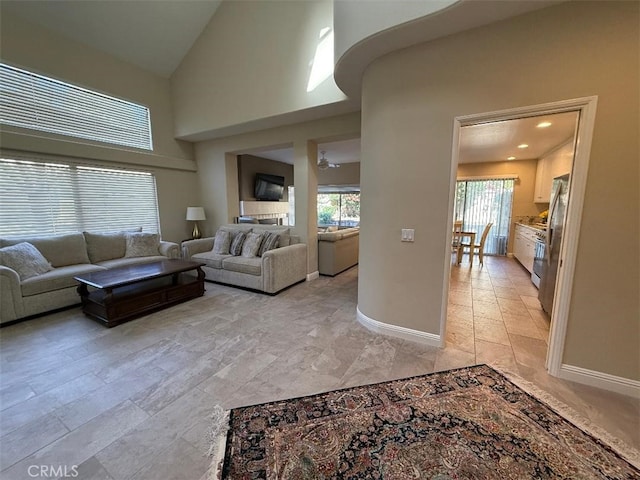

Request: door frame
left=444, top=96, right=598, bottom=377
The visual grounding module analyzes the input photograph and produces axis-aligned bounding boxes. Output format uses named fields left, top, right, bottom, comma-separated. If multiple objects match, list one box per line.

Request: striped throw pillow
left=229, top=232, right=246, bottom=256
left=258, top=232, right=280, bottom=256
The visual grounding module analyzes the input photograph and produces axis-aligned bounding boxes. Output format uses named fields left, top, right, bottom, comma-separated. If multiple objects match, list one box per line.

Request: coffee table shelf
left=75, top=260, right=205, bottom=327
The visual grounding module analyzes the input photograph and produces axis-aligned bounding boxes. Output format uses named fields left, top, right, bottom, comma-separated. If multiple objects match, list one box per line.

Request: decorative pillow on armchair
left=0, top=242, right=53, bottom=280
left=124, top=233, right=160, bottom=257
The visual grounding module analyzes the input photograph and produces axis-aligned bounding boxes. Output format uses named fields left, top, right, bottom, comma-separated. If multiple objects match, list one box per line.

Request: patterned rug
left=207, top=365, right=639, bottom=479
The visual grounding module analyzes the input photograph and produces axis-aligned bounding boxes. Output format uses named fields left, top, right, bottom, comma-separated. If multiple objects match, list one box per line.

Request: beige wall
left=359, top=1, right=639, bottom=380
left=456, top=160, right=544, bottom=253
left=171, top=0, right=348, bottom=140
left=237, top=155, right=294, bottom=202
left=318, top=162, right=360, bottom=186
left=0, top=11, right=200, bottom=243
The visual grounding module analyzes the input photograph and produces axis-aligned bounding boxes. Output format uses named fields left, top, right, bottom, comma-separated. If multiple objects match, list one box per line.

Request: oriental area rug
left=206, top=365, right=640, bottom=479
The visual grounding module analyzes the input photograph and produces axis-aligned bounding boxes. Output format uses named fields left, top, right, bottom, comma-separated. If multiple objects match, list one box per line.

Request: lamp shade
left=186, top=206, right=206, bottom=221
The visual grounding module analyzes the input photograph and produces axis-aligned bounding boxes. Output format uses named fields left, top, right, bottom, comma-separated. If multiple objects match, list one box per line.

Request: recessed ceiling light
left=517, top=144, right=529, bottom=149
left=507, top=156, right=516, bottom=160
left=537, top=121, right=552, bottom=128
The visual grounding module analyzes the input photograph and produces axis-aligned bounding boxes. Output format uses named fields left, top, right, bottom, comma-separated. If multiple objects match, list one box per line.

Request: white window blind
left=0, top=63, right=153, bottom=151
left=0, top=154, right=160, bottom=237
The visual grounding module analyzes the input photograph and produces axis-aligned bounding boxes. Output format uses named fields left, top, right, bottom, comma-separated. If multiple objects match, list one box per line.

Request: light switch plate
left=401, top=228, right=415, bottom=242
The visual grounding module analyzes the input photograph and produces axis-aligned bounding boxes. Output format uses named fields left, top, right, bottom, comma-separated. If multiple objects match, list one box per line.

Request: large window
left=454, top=178, right=514, bottom=255
left=0, top=153, right=160, bottom=237
left=0, top=63, right=153, bottom=151
left=317, top=189, right=360, bottom=227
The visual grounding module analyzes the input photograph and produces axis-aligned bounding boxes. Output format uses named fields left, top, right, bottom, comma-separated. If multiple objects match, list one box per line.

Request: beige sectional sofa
left=317, top=227, right=359, bottom=276
left=181, top=224, right=307, bottom=294
left=0, top=231, right=179, bottom=324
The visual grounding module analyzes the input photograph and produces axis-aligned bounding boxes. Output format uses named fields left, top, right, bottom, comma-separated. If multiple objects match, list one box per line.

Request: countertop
left=516, top=222, right=547, bottom=231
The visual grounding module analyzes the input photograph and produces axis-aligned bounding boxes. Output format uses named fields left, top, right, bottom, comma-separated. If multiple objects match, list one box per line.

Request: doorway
left=444, top=97, right=597, bottom=377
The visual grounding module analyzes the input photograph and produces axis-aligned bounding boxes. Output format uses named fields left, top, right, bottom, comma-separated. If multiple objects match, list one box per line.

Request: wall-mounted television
left=254, top=173, right=285, bottom=201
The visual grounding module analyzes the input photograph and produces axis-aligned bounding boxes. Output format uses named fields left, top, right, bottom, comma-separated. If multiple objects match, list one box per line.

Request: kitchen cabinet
left=513, top=224, right=538, bottom=273
left=533, top=140, right=574, bottom=203
left=533, top=156, right=552, bottom=203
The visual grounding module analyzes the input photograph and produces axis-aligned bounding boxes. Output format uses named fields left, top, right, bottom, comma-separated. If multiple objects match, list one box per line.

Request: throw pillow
left=241, top=232, right=263, bottom=258
left=124, top=233, right=160, bottom=257
left=212, top=230, right=231, bottom=255
left=0, top=242, right=53, bottom=280
left=258, top=232, right=280, bottom=256
left=229, top=231, right=246, bottom=256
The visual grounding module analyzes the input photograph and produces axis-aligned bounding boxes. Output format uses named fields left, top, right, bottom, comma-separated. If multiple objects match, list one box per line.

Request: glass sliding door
left=454, top=178, right=514, bottom=255
left=317, top=191, right=360, bottom=227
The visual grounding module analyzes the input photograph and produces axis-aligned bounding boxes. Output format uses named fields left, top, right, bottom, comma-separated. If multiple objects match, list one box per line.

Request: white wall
left=358, top=1, right=639, bottom=380
left=171, top=0, right=349, bottom=141
left=0, top=11, right=201, bottom=242
left=333, top=0, right=455, bottom=61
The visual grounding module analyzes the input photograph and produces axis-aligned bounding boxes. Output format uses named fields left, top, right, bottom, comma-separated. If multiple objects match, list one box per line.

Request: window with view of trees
left=454, top=178, right=514, bottom=255
left=317, top=192, right=360, bottom=227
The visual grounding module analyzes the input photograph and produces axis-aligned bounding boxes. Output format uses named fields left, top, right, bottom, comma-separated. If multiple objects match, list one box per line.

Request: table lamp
left=186, top=206, right=206, bottom=239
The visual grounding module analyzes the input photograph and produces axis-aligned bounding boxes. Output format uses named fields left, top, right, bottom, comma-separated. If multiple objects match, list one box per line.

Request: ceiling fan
left=318, top=150, right=340, bottom=170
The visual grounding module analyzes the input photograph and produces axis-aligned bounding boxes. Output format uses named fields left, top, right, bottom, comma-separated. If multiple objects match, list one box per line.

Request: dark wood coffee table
left=74, top=259, right=205, bottom=327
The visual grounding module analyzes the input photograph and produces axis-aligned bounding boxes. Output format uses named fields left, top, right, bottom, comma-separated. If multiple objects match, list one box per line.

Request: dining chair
left=459, top=222, right=493, bottom=266
left=452, top=221, right=463, bottom=253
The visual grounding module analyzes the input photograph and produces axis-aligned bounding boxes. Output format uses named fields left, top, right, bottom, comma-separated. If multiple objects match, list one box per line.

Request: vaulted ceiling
left=1, top=0, right=222, bottom=77
left=2, top=0, right=573, bottom=164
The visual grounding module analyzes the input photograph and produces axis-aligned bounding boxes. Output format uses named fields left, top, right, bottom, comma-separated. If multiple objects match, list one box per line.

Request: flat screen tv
left=254, top=173, right=285, bottom=201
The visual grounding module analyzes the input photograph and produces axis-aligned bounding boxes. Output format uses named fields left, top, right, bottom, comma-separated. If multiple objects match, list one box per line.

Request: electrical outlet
left=401, top=228, right=415, bottom=242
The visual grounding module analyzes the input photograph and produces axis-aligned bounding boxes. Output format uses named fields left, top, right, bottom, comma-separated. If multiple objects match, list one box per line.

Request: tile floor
left=0, top=257, right=638, bottom=479
left=447, top=253, right=552, bottom=374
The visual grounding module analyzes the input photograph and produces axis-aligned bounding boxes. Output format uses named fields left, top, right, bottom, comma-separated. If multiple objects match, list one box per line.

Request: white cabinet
left=513, top=224, right=537, bottom=273
left=533, top=140, right=574, bottom=203
left=533, top=156, right=552, bottom=203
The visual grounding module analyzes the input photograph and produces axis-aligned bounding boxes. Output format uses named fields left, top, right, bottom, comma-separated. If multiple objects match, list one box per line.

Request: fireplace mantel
left=239, top=201, right=289, bottom=220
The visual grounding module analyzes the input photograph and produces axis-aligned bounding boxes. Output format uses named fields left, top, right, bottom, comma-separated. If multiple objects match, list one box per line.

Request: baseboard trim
left=558, top=364, right=640, bottom=398
left=306, top=271, right=320, bottom=281
left=356, top=306, right=442, bottom=347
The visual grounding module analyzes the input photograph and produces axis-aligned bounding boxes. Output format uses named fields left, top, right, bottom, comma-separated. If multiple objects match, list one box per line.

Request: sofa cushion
left=84, top=231, right=127, bottom=263
left=222, top=256, right=262, bottom=276
left=94, top=255, right=167, bottom=269
left=125, top=233, right=160, bottom=257
left=241, top=232, right=263, bottom=258
left=212, top=230, right=231, bottom=255
left=229, top=232, right=246, bottom=256
left=192, top=251, right=230, bottom=269
left=21, top=263, right=106, bottom=296
left=258, top=232, right=280, bottom=256
left=0, top=233, right=90, bottom=267
left=0, top=242, right=53, bottom=280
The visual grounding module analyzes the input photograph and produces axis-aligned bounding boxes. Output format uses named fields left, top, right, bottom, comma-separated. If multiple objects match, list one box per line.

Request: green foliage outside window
left=317, top=192, right=360, bottom=227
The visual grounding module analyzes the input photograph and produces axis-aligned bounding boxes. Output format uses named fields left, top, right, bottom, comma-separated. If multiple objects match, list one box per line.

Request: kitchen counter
left=516, top=222, right=547, bottom=232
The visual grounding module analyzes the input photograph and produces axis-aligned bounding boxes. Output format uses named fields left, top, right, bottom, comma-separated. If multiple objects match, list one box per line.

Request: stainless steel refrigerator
left=538, top=174, right=570, bottom=314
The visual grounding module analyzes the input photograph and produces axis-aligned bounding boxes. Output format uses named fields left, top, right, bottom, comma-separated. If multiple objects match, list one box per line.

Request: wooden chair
left=452, top=221, right=463, bottom=253
left=459, top=222, right=493, bottom=266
